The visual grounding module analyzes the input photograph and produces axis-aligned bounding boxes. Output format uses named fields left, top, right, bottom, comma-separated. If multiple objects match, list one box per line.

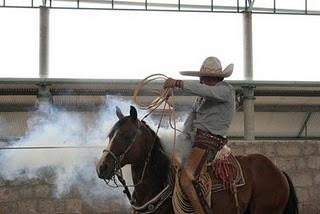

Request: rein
left=102, top=109, right=166, bottom=204
left=103, top=74, right=181, bottom=212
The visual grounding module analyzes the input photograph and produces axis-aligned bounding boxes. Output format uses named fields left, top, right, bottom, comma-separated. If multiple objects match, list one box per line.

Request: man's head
left=180, top=56, right=233, bottom=81
left=200, top=76, right=224, bottom=86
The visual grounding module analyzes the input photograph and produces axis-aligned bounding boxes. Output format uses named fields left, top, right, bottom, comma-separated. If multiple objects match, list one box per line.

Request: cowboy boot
left=179, top=148, right=213, bottom=214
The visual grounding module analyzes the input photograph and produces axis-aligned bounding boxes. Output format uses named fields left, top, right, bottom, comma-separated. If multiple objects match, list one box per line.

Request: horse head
left=96, top=105, right=150, bottom=180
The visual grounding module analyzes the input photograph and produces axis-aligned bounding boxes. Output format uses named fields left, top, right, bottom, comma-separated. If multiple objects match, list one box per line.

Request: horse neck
left=131, top=125, right=170, bottom=206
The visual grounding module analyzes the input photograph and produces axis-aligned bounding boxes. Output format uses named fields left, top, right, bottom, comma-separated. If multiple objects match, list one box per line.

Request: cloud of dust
left=0, top=96, right=188, bottom=207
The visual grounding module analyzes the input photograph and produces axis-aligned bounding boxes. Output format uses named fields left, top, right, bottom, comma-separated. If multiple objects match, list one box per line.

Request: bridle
left=103, top=121, right=141, bottom=175
left=100, top=95, right=172, bottom=212
left=101, top=119, right=159, bottom=203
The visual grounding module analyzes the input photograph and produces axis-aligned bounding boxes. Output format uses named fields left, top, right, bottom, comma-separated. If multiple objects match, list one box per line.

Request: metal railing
left=1, top=0, right=320, bottom=15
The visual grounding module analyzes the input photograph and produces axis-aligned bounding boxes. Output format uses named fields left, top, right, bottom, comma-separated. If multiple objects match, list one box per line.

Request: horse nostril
left=97, top=162, right=108, bottom=177
left=100, top=164, right=108, bottom=172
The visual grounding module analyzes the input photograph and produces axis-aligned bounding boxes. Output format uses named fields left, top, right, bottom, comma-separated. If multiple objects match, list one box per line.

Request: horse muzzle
left=96, top=161, right=115, bottom=180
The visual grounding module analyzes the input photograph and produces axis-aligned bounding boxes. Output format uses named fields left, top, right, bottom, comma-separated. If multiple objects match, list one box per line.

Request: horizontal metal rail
left=0, top=79, right=319, bottom=96
left=1, top=0, right=320, bottom=15
left=0, top=79, right=319, bottom=113
left=0, top=145, right=105, bottom=150
left=0, top=78, right=320, bottom=87
left=1, top=88, right=320, bottom=97
left=0, top=80, right=319, bottom=98
left=1, top=103, right=320, bottom=113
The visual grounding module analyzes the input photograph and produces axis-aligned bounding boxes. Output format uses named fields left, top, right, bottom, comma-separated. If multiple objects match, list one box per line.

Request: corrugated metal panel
left=0, top=111, right=319, bottom=139
left=0, top=84, right=38, bottom=95
left=52, top=96, right=106, bottom=105
left=228, top=112, right=309, bottom=138
left=0, top=112, right=31, bottom=137
left=255, top=96, right=320, bottom=105
left=0, top=95, right=37, bottom=105
left=2, top=95, right=316, bottom=109
left=0, top=111, right=102, bottom=139
left=306, top=112, right=320, bottom=137
left=0, top=79, right=319, bottom=139
left=254, top=112, right=305, bottom=137
left=228, top=113, right=244, bottom=137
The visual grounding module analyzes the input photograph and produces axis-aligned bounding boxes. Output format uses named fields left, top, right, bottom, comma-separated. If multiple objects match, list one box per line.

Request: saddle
left=210, top=153, right=245, bottom=193
left=172, top=152, right=245, bottom=214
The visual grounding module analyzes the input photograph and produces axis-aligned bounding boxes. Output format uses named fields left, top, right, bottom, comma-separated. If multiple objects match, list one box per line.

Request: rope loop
left=133, top=74, right=183, bottom=163
left=133, top=73, right=172, bottom=111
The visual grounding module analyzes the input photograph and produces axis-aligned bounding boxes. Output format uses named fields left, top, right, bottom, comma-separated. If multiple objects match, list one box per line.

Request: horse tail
left=282, top=171, right=299, bottom=214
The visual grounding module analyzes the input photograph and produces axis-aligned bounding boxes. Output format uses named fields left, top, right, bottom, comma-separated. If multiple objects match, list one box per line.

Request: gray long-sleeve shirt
left=182, top=81, right=235, bottom=137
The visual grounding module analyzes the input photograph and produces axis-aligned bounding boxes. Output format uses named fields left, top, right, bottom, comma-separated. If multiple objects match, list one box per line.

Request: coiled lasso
left=133, top=73, right=182, bottom=163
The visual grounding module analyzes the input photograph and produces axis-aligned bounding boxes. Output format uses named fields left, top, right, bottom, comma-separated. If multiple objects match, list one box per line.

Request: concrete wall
left=0, top=140, right=319, bottom=213
left=0, top=182, right=131, bottom=214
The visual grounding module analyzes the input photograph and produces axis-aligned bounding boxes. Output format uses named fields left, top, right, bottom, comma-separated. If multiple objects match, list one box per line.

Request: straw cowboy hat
left=180, top=56, right=234, bottom=78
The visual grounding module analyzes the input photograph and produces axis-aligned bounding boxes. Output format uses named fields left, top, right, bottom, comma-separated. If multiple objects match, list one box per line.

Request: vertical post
left=305, top=0, right=308, bottom=14
left=39, top=6, right=49, bottom=78
left=242, top=85, right=255, bottom=141
left=243, top=10, right=255, bottom=140
left=243, top=11, right=253, bottom=80
left=37, top=83, right=52, bottom=103
left=38, top=6, right=51, bottom=107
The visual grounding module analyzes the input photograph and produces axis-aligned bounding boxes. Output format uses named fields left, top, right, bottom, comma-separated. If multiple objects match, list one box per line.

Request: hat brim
left=180, top=63, right=234, bottom=78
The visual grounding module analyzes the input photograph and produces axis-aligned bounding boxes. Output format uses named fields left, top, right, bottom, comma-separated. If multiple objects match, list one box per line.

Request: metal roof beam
left=247, top=0, right=256, bottom=11
left=1, top=0, right=320, bottom=15
left=53, top=0, right=320, bottom=15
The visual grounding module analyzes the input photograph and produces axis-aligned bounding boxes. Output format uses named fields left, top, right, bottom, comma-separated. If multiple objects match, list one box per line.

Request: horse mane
left=140, top=120, right=170, bottom=188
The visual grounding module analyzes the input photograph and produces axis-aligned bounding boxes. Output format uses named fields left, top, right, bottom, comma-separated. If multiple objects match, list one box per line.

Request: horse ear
left=130, top=105, right=138, bottom=120
left=116, top=106, right=124, bottom=119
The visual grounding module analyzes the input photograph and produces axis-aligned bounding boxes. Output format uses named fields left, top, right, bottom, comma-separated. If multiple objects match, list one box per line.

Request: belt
left=194, top=129, right=228, bottom=151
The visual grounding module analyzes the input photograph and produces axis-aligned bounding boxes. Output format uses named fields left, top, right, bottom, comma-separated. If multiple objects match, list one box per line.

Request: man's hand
left=163, top=78, right=183, bottom=89
left=164, top=78, right=177, bottom=88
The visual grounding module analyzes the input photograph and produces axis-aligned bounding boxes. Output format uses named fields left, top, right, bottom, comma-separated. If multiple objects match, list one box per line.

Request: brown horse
left=96, top=106, right=299, bottom=214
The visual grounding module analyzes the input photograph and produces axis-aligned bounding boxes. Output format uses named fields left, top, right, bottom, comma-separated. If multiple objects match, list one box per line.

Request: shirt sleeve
left=182, top=81, right=231, bottom=102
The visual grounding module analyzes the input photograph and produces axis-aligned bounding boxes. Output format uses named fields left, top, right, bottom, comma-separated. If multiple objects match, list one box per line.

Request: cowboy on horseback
left=164, top=56, right=235, bottom=214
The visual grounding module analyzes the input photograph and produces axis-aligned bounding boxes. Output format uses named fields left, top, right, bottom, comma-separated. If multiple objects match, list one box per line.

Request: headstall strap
left=102, top=121, right=157, bottom=203
left=102, top=98, right=171, bottom=213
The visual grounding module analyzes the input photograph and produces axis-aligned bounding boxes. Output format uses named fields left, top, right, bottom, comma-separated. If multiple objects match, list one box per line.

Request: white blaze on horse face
left=106, top=129, right=119, bottom=151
